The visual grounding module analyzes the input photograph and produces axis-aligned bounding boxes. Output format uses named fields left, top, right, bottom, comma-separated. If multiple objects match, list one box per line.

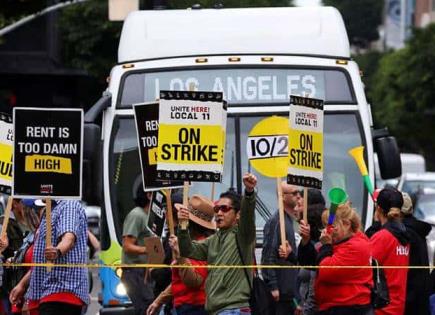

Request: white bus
left=83, top=7, right=401, bottom=313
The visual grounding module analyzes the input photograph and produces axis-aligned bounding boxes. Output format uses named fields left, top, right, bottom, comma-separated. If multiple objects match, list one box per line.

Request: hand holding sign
left=177, top=203, right=190, bottom=229
left=0, top=235, right=9, bottom=253
left=168, top=235, right=180, bottom=259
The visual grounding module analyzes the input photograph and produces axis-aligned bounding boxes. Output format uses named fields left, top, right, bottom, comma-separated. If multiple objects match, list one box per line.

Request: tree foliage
left=0, top=0, right=47, bottom=28
left=59, top=0, right=122, bottom=84
left=58, top=0, right=292, bottom=83
left=323, top=0, right=383, bottom=48
left=353, top=51, right=385, bottom=102
left=370, top=24, right=435, bottom=169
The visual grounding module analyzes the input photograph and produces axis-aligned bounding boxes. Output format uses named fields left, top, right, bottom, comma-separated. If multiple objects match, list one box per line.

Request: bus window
left=238, top=113, right=365, bottom=220
left=110, top=117, right=142, bottom=242
left=109, top=112, right=365, bottom=242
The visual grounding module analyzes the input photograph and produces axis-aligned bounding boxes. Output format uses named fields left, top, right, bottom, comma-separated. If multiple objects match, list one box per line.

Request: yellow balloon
left=247, top=116, right=288, bottom=178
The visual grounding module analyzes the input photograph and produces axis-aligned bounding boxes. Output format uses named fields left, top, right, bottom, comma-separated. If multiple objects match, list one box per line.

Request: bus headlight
left=116, top=283, right=127, bottom=296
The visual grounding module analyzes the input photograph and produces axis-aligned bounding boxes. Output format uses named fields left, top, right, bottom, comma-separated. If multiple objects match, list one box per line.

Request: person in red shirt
left=370, top=188, right=410, bottom=315
left=146, top=194, right=216, bottom=315
left=315, top=203, right=373, bottom=315
left=8, top=199, right=41, bottom=315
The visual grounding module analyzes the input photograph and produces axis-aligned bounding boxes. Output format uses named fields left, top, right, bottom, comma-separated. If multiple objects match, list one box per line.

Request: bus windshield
left=109, top=113, right=365, bottom=243
left=119, top=67, right=355, bottom=107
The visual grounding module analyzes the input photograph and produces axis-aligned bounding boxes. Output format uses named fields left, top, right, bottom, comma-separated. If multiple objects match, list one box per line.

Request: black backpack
left=236, top=237, right=274, bottom=315
left=370, top=258, right=390, bottom=309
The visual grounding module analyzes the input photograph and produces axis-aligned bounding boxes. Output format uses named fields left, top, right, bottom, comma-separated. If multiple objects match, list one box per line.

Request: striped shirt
left=26, top=200, right=89, bottom=304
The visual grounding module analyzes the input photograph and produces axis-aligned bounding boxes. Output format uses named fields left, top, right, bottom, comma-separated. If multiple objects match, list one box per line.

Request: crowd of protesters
left=0, top=175, right=434, bottom=315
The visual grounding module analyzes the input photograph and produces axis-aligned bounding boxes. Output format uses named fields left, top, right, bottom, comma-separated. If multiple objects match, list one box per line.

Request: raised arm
left=237, top=173, right=257, bottom=246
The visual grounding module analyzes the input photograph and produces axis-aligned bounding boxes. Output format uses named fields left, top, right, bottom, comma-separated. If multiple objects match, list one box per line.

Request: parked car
left=397, top=172, right=435, bottom=195
left=414, top=193, right=435, bottom=266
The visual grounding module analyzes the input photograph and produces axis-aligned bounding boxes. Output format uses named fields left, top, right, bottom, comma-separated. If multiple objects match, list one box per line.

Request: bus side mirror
left=83, top=123, right=103, bottom=205
left=374, top=129, right=401, bottom=179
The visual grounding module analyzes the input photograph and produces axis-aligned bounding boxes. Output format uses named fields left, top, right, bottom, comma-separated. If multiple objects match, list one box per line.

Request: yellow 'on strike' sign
left=157, top=124, right=223, bottom=165
left=0, top=114, right=13, bottom=193
left=0, top=143, right=12, bottom=181
left=246, top=116, right=288, bottom=178
left=156, top=90, right=226, bottom=182
left=288, top=95, right=324, bottom=189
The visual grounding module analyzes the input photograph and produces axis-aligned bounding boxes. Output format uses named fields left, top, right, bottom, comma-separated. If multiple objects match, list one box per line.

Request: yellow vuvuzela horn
left=348, top=146, right=374, bottom=196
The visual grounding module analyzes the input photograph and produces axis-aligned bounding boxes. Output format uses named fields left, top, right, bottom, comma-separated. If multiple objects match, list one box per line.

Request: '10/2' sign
left=247, top=135, right=288, bottom=159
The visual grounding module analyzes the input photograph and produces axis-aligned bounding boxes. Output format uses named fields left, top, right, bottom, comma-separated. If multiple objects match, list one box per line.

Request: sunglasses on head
left=213, top=205, right=233, bottom=213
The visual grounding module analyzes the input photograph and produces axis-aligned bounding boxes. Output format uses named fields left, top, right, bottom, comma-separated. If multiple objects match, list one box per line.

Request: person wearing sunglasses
left=177, top=173, right=257, bottom=315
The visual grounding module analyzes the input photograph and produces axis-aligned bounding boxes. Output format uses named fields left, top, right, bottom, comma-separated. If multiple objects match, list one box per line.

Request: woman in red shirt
left=9, top=199, right=41, bottom=315
left=370, top=188, right=409, bottom=315
left=146, top=195, right=216, bottom=315
left=315, top=203, right=373, bottom=315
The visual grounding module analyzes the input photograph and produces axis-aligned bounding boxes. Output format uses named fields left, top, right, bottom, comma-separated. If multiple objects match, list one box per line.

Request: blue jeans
left=217, top=308, right=251, bottom=315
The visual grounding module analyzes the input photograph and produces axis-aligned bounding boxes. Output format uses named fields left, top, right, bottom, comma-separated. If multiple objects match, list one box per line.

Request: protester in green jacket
left=176, top=173, right=257, bottom=315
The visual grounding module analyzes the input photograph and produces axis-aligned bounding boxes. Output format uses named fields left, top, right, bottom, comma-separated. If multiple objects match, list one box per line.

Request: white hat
left=34, top=199, right=46, bottom=207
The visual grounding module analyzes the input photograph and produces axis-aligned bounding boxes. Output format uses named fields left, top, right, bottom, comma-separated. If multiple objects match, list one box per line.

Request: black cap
left=377, top=187, right=403, bottom=213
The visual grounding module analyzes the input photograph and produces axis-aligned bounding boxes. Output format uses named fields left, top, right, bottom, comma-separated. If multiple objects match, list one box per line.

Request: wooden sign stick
left=303, top=187, right=308, bottom=223
left=211, top=182, right=215, bottom=201
left=0, top=197, right=13, bottom=240
left=164, top=189, right=177, bottom=259
left=276, top=178, right=286, bottom=249
left=45, top=198, right=52, bottom=271
left=180, top=182, right=189, bottom=229
left=179, top=82, right=197, bottom=230
left=165, top=189, right=175, bottom=235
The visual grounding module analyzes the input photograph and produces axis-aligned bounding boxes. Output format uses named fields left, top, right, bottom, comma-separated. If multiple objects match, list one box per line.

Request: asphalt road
left=87, top=266, right=101, bottom=315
